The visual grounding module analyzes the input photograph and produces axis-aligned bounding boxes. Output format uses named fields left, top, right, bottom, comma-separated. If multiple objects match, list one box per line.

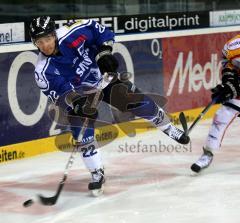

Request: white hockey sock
left=158, top=122, right=172, bottom=132
left=79, top=140, right=103, bottom=172
left=149, top=106, right=171, bottom=129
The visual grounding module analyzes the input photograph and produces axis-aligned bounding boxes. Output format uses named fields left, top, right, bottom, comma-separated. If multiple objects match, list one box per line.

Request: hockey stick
left=179, top=112, right=188, bottom=134
left=179, top=98, right=217, bottom=136
left=38, top=72, right=116, bottom=206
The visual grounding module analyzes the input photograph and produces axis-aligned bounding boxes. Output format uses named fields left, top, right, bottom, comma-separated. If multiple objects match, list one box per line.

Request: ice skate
left=163, top=124, right=190, bottom=144
left=191, top=148, right=213, bottom=173
left=88, top=168, right=105, bottom=197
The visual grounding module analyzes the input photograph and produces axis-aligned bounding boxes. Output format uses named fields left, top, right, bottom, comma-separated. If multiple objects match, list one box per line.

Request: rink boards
left=1, top=26, right=240, bottom=163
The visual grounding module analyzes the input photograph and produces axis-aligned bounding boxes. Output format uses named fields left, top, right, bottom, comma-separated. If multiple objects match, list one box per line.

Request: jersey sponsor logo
left=68, top=34, right=87, bottom=48
left=227, top=38, right=240, bottom=50
left=76, top=57, right=92, bottom=76
left=75, top=44, right=93, bottom=76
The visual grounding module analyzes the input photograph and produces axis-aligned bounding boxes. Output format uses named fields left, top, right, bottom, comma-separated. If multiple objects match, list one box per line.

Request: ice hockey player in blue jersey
left=29, top=16, right=190, bottom=196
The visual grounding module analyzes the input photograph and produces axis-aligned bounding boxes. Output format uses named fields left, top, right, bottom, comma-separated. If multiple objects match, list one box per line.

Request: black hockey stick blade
left=179, top=112, right=188, bottom=135
left=38, top=176, right=66, bottom=206
left=38, top=194, right=58, bottom=206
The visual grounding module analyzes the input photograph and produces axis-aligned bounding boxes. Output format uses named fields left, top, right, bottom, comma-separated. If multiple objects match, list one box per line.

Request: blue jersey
left=34, top=19, right=115, bottom=103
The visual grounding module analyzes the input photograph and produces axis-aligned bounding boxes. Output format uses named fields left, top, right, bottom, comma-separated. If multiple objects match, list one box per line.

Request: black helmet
left=29, top=16, right=56, bottom=41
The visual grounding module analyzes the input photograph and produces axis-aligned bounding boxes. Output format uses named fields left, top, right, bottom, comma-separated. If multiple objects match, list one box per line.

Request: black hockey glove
left=72, top=96, right=98, bottom=120
left=211, top=69, right=240, bottom=104
left=96, top=45, right=118, bottom=74
left=211, top=82, right=235, bottom=104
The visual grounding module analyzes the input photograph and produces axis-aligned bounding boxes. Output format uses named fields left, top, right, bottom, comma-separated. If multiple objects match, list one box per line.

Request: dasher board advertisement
left=162, top=31, right=240, bottom=113
left=0, top=39, right=163, bottom=147
left=210, top=10, right=240, bottom=27
left=0, top=22, right=25, bottom=44
left=24, top=11, right=210, bottom=41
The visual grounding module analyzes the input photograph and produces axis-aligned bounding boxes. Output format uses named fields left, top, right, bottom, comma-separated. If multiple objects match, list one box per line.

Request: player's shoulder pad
left=34, top=53, right=51, bottom=90
left=35, top=53, right=50, bottom=74
left=57, top=19, right=92, bottom=41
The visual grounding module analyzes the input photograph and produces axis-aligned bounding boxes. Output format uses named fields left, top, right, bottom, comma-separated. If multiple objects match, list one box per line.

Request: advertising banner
left=0, top=22, right=25, bottom=44
left=87, top=11, right=209, bottom=34
left=162, top=31, right=240, bottom=113
left=0, top=38, right=163, bottom=147
left=24, top=11, right=210, bottom=42
left=210, top=10, right=240, bottom=27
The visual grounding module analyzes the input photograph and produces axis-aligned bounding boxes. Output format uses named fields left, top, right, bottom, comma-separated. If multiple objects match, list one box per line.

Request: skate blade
left=90, top=185, right=104, bottom=197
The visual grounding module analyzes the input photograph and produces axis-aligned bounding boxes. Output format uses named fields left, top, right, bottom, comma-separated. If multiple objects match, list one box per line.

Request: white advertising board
left=210, top=10, right=240, bottom=27
left=0, top=22, right=25, bottom=44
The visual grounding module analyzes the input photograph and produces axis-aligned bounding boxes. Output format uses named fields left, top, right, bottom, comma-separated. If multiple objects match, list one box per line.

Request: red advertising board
left=162, top=31, right=240, bottom=113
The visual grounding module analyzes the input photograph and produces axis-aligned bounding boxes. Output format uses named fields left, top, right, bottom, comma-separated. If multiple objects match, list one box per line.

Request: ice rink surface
left=1, top=118, right=240, bottom=223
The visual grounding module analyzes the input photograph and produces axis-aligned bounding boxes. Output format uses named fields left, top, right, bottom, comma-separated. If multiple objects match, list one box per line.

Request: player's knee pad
left=212, top=105, right=237, bottom=131
left=206, top=105, right=238, bottom=150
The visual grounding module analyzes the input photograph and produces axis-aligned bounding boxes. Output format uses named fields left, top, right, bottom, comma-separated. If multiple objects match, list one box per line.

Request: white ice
left=1, top=118, right=240, bottom=223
